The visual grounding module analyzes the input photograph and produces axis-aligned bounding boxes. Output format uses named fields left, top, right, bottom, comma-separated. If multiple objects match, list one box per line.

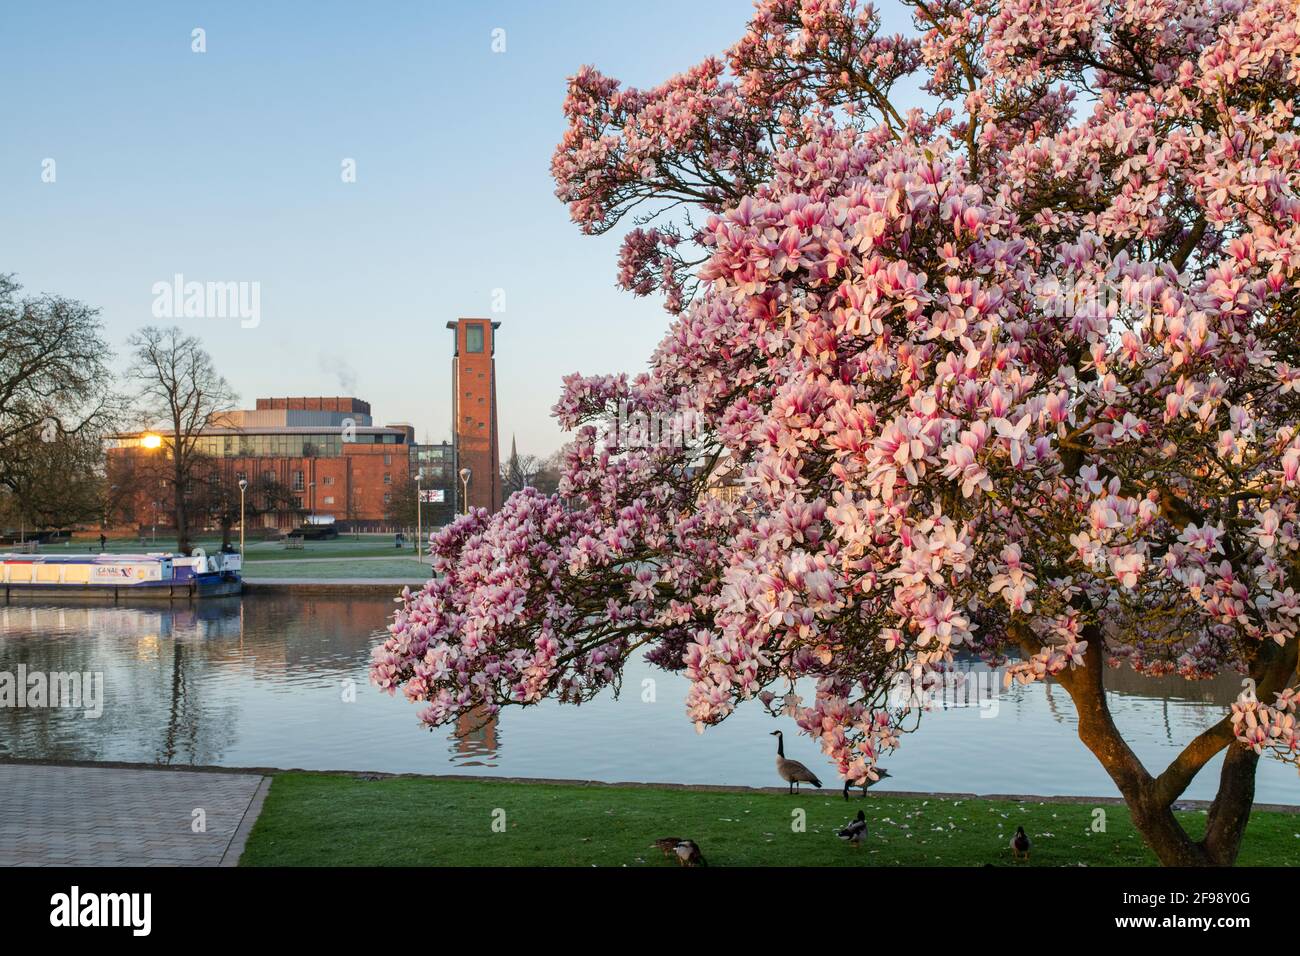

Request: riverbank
left=47, top=533, right=434, bottom=586
left=240, top=772, right=1300, bottom=867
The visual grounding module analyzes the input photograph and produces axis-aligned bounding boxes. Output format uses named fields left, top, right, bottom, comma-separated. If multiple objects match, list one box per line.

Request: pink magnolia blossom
left=374, top=0, right=1300, bottom=862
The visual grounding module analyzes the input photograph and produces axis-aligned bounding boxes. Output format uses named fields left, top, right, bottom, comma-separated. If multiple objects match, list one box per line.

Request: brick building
left=107, top=397, right=456, bottom=533
left=447, top=317, right=502, bottom=513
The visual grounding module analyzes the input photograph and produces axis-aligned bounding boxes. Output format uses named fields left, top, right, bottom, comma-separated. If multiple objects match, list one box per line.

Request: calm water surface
left=0, top=594, right=1294, bottom=805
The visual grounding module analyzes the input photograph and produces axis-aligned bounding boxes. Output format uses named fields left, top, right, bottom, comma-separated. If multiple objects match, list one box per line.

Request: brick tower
left=447, top=318, right=502, bottom=513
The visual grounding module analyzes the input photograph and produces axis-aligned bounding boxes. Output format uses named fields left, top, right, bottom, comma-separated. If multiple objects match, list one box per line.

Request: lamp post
left=105, top=483, right=118, bottom=544
left=238, top=479, right=248, bottom=562
left=459, top=467, right=472, bottom=515
left=416, top=474, right=423, bottom=565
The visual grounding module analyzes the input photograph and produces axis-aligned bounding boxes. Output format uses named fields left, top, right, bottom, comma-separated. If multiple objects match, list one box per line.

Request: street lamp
left=459, top=467, right=472, bottom=515
left=415, top=473, right=423, bottom=565
left=238, top=479, right=248, bottom=562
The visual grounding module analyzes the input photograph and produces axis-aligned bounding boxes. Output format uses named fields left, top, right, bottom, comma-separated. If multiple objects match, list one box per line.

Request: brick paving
left=0, top=764, right=267, bottom=867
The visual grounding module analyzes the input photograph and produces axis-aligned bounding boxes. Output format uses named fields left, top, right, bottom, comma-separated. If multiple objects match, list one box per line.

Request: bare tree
left=530, top=450, right=564, bottom=497
left=501, top=436, right=543, bottom=500
left=0, top=275, right=119, bottom=512
left=125, top=326, right=237, bottom=554
left=189, top=462, right=301, bottom=548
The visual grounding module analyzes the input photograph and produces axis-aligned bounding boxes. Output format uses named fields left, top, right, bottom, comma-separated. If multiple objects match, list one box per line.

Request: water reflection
left=0, top=596, right=1293, bottom=804
left=452, top=707, right=500, bottom=767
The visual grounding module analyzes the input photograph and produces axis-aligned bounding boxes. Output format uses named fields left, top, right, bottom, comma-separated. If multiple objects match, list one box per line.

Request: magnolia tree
left=375, top=0, right=1300, bottom=865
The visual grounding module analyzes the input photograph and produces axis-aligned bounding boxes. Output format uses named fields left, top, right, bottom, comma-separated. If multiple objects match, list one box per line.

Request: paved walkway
left=0, top=764, right=269, bottom=866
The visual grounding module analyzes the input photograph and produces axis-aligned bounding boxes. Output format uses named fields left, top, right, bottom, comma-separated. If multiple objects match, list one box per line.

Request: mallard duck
left=837, top=810, right=868, bottom=847
left=1011, top=826, right=1031, bottom=861
left=842, top=768, right=892, bottom=799
left=673, top=839, right=706, bottom=867
left=651, top=836, right=686, bottom=858
left=770, top=730, right=823, bottom=794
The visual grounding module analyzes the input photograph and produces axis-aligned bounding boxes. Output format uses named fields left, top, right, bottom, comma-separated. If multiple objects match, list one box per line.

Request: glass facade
left=411, top=443, right=454, bottom=481
left=466, top=323, right=484, bottom=353
left=113, top=431, right=404, bottom=458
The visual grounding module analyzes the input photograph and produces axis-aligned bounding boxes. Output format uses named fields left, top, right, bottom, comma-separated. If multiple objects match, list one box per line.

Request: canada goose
left=770, top=730, right=823, bottom=793
left=1011, top=826, right=1031, bottom=861
left=651, top=836, right=686, bottom=858
left=837, top=810, right=868, bottom=847
left=842, top=768, right=892, bottom=799
left=673, top=839, right=706, bottom=867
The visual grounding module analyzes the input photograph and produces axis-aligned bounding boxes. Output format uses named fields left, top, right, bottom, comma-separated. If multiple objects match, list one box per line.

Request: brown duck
left=651, top=837, right=706, bottom=866
left=1011, top=826, right=1032, bottom=861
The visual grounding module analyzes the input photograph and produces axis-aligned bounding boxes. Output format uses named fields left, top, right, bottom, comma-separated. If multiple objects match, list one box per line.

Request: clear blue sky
left=1, top=1, right=914, bottom=457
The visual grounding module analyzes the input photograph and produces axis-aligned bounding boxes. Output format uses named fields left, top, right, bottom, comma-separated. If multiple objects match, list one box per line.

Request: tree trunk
left=1016, top=623, right=1289, bottom=867
left=1048, top=629, right=1210, bottom=865
left=173, top=456, right=189, bottom=555
left=1201, top=743, right=1259, bottom=866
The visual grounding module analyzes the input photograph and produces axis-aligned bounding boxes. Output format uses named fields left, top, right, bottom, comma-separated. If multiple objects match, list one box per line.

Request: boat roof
left=0, top=553, right=179, bottom=563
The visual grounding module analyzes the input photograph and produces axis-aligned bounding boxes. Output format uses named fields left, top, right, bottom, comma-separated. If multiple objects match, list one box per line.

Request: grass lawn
left=47, top=534, right=231, bottom=555
left=48, top=533, right=429, bottom=582
left=242, top=558, right=429, bottom=580
left=241, top=539, right=423, bottom=562
left=63, top=530, right=418, bottom=561
left=240, top=773, right=1300, bottom=867
left=59, top=533, right=427, bottom=562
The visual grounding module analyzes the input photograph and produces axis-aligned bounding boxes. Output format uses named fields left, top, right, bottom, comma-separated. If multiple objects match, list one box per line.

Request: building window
left=323, top=496, right=335, bottom=505
left=293, top=496, right=303, bottom=509
left=323, top=476, right=334, bottom=486
left=263, top=470, right=274, bottom=482
left=384, top=454, right=392, bottom=466
left=466, top=323, right=484, bottom=353
left=383, top=473, right=391, bottom=485
left=293, top=471, right=304, bottom=491
left=383, top=493, right=391, bottom=504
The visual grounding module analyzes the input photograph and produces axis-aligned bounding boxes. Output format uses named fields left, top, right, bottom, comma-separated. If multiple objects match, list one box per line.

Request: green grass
left=240, top=773, right=1300, bottom=867
left=242, top=558, right=429, bottom=580
left=241, top=539, right=423, bottom=562
left=47, top=534, right=229, bottom=555
left=59, top=534, right=423, bottom=562
left=49, top=533, right=428, bottom=581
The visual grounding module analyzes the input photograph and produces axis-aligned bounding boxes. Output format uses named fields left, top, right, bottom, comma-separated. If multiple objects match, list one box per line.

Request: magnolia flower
left=1110, top=552, right=1145, bottom=589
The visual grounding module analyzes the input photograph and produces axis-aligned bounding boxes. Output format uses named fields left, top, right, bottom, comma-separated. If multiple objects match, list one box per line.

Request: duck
left=770, top=730, right=823, bottom=794
left=651, top=836, right=686, bottom=858
left=837, top=810, right=868, bottom=847
left=842, top=768, right=892, bottom=799
left=673, top=839, right=706, bottom=867
left=1011, top=826, right=1031, bottom=861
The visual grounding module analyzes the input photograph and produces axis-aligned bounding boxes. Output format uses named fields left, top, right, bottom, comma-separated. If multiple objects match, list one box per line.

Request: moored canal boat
left=0, top=550, right=242, bottom=601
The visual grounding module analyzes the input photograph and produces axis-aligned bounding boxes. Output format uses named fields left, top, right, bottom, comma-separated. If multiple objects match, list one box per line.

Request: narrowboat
left=0, top=550, right=242, bottom=601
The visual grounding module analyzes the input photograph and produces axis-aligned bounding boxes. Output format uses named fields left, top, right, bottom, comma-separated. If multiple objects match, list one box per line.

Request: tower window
left=466, top=323, right=484, bottom=353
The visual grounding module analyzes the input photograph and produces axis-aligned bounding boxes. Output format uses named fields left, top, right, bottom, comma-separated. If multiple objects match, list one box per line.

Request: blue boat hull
left=1, top=572, right=242, bottom=602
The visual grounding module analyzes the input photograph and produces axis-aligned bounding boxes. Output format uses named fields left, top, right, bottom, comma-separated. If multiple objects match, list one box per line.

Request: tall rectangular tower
left=447, top=318, right=502, bottom=513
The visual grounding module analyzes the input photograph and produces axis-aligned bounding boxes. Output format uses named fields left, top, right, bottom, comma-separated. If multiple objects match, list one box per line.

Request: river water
left=0, top=594, right=1294, bottom=804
